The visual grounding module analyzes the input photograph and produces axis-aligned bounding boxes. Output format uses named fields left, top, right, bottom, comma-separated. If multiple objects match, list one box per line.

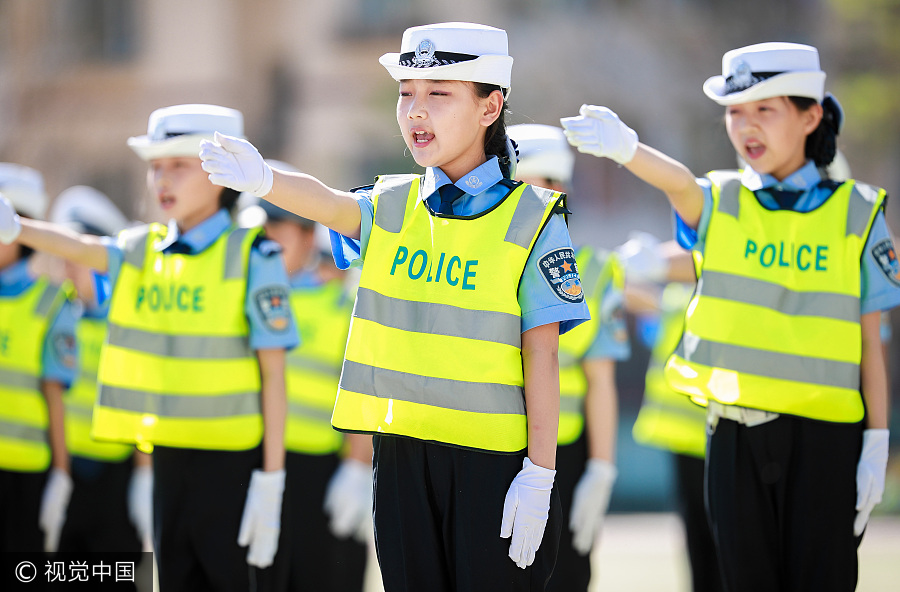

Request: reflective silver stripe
left=577, top=253, right=604, bottom=298
left=715, top=173, right=742, bottom=218
left=35, top=284, right=61, bottom=316
left=698, top=270, right=859, bottom=322
left=558, top=351, right=580, bottom=367
left=340, top=360, right=525, bottom=415
left=106, top=324, right=252, bottom=359
left=287, top=356, right=342, bottom=377
left=354, top=287, right=521, bottom=348
left=559, top=394, right=584, bottom=415
left=846, top=183, right=879, bottom=238
left=505, top=185, right=555, bottom=248
left=64, top=404, right=94, bottom=420
left=0, top=419, right=47, bottom=443
left=641, top=400, right=707, bottom=425
left=287, top=400, right=334, bottom=423
left=678, top=337, right=859, bottom=390
left=97, top=385, right=260, bottom=417
left=121, top=227, right=152, bottom=269
left=224, top=227, right=251, bottom=279
left=374, top=175, right=418, bottom=233
left=78, top=370, right=98, bottom=384
left=0, top=367, right=41, bottom=391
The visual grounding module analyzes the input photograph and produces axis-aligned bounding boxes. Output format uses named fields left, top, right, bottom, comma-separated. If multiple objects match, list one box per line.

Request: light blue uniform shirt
left=103, top=209, right=299, bottom=351
left=0, top=259, right=77, bottom=385
left=584, top=276, right=631, bottom=361
left=330, top=157, right=590, bottom=335
left=675, top=161, right=900, bottom=314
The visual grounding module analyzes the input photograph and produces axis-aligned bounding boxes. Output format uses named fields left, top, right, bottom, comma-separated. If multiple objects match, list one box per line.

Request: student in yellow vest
left=0, top=164, right=77, bottom=554
left=243, top=193, right=372, bottom=591
left=561, top=42, right=900, bottom=591
left=0, top=104, right=298, bottom=591
left=47, top=185, right=153, bottom=558
left=507, top=123, right=629, bottom=592
left=199, top=22, right=590, bottom=591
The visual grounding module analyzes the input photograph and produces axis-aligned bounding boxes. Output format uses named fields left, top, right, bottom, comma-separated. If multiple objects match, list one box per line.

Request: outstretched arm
left=561, top=105, right=704, bottom=229
left=199, top=133, right=362, bottom=238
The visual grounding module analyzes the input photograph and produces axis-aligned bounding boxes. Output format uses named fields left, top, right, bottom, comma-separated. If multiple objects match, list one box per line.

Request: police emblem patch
left=254, top=286, right=291, bottom=332
left=53, top=332, right=77, bottom=369
left=538, top=248, right=584, bottom=303
left=871, top=238, right=900, bottom=287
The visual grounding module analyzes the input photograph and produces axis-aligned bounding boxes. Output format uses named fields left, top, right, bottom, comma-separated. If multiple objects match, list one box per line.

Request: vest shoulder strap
left=118, top=223, right=160, bottom=269
left=846, top=180, right=886, bottom=239
left=707, top=170, right=743, bottom=218
left=373, top=174, right=421, bottom=233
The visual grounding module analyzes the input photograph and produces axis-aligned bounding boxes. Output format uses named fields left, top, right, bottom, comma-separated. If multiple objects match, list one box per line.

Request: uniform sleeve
left=330, top=191, right=374, bottom=270
left=520, top=214, right=591, bottom=335
left=245, top=241, right=300, bottom=351
left=860, top=211, right=900, bottom=315
left=100, top=236, right=125, bottom=290
left=584, top=283, right=631, bottom=361
left=41, top=298, right=78, bottom=386
left=673, top=178, right=713, bottom=251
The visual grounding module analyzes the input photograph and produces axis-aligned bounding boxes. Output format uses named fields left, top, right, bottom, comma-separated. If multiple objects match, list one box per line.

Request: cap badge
left=413, top=39, right=437, bottom=67
left=729, top=60, right=755, bottom=92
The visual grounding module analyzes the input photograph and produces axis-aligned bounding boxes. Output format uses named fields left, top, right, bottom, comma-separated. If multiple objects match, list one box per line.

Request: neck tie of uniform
left=766, top=188, right=802, bottom=211
left=437, top=184, right=465, bottom=215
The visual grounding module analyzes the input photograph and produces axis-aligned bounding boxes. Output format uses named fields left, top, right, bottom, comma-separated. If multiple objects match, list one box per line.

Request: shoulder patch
left=53, top=332, right=77, bottom=369
left=871, top=238, right=900, bottom=287
left=254, top=286, right=292, bottom=332
left=537, top=248, right=584, bottom=303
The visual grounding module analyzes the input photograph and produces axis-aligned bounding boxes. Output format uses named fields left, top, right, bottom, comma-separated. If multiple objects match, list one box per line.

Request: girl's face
left=148, top=156, right=221, bottom=231
left=396, top=79, right=502, bottom=183
left=725, top=97, right=822, bottom=182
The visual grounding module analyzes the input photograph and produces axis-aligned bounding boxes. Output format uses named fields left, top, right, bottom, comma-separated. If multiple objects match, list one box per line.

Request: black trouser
left=372, top=435, right=562, bottom=592
left=545, top=435, right=590, bottom=592
left=706, top=415, right=863, bottom=592
left=58, top=456, right=142, bottom=554
left=674, top=453, right=723, bottom=592
left=153, top=446, right=271, bottom=592
left=269, top=451, right=368, bottom=592
left=0, top=468, right=46, bottom=552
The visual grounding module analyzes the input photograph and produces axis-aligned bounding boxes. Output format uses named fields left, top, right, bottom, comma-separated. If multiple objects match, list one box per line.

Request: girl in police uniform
left=507, top=123, right=629, bottom=592
left=200, top=22, right=590, bottom=592
left=561, top=43, right=900, bottom=591
left=0, top=164, right=77, bottom=555
left=0, top=104, right=298, bottom=592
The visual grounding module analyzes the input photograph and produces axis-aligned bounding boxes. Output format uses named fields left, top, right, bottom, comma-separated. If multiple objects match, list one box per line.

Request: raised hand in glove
left=323, top=459, right=373, bottom=543
left=0, top=194, right=22, bottom=244
left=560, top=105, right=639, bottom=165
left=569, top=459, right=617, bottom=555
left=238, top=469, right=285, bottom=568
left=40, top=468, right=73, bottom=552
left=500, top=457, right=556, bottom=569
left=854, top=429, right=889, bottom=536
left=199, top=132, right=274, bottom=197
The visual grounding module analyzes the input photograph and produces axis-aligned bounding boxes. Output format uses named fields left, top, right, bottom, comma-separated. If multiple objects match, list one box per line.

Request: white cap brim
left=703, top=71, right=826, bottom=105
left=127, top=133, right=216, bottom=161
left=379, top=53, right=513, bottom=90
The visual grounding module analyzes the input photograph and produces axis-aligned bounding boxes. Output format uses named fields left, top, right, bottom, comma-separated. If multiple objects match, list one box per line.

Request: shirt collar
left=0, top=258, right=33, bottom=287
left=155, top=209, right=232, bottom=254
left=421, top=156, right=503, bottom=200
left=740, top=160, right=822, bottom=192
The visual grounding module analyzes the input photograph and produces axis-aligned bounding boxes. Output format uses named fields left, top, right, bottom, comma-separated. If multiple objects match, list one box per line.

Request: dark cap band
left=398, top=50, right=479, bottom=68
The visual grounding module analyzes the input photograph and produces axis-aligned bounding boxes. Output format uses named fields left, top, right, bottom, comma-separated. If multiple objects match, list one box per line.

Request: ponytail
left=790, top=93, right=843, bottom=169
left=473, top=82, right=514, bottom=178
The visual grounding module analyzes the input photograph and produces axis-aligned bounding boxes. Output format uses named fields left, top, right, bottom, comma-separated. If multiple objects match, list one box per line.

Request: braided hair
left=790, top=92, right=843, bottom=169
left=473, top=83, right=514, bottom=179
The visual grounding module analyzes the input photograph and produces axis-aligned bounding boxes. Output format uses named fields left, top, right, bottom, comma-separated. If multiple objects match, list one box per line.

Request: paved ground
left=362, top=513, right=900, bottom=591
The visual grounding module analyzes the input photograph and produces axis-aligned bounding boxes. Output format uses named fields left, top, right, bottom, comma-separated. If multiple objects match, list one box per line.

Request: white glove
left=199, top=132, right=274, bottom=197
left=560, top=105, right=639, bottom=165
left=500, top=457, right=556, bottom=569
left=323, top=459, right=373, bottom=543
left=569, top=459, right=618, bottom=555
left=128, top=465, right=153, bottom=549
left=615, top=231, right=669, bottom=284
left=0, top=194, right=22, bottom=244
left=39, top=468, right=73, bottom=552
left=854, top=429, right=889, bottom=536
left=238, top=469, right=285, bottom=568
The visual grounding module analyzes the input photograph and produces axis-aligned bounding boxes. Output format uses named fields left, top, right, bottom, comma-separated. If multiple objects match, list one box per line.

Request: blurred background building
left=1, top=0, right=898, bottom=514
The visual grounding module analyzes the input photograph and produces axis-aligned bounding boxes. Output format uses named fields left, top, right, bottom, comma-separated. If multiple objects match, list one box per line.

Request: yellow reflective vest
left=665, top=172, right=884, bottom=422
left=557, top=247, right=623, bottom=445
left=93, top=223, right=264, bottom=451
left=331, top=175, right=562, bottom=452
left=632, top=283, right=707, bottom=458
left=0, top=277, right=69, bottom=472
left=64, top=314, right=133, bottom=461
left=285, top=279, right=352, bottom=455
